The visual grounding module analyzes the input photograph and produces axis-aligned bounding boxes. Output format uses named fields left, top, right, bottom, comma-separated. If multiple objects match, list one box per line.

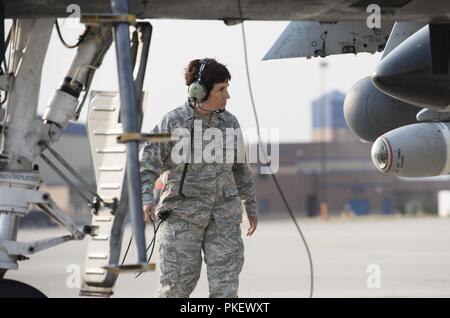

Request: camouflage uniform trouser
left=156, top=215, right=244, bottom=298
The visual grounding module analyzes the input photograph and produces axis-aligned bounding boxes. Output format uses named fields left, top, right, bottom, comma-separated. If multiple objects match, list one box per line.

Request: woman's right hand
left=143, top=204, right=156, bottom=224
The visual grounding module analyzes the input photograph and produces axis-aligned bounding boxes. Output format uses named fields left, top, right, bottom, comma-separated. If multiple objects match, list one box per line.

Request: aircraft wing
left=3, top=0, right=450, bottom=21
left=263, top=21, right=395, bottom=60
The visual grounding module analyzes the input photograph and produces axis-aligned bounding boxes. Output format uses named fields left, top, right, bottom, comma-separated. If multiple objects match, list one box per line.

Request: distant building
left=311, top=90, right=359, bottom=143
left=252, top=142, right=450, bottom=217
left=252, top=91, right=450, bottom=218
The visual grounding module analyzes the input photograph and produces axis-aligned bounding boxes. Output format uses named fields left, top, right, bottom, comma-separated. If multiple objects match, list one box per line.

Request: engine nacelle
left=372, top=24, right=450, bottom=110
left=371, top=122, right=450, bottom=177
left=344, top=76, right=420, bottom=142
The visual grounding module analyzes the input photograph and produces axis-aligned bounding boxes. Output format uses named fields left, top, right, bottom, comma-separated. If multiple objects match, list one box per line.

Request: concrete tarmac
left=5, top=215, right=450, bottom=298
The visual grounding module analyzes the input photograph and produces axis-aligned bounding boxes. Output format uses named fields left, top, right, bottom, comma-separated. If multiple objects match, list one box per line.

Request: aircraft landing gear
left=0, top=279, right=46, bottom=298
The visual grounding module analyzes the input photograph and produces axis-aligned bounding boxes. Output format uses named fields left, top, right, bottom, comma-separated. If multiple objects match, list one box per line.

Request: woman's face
left=203, top=81, right=230, bottom=110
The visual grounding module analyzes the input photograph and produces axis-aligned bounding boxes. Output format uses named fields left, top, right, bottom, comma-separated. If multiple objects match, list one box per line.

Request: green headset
left=180, top=59, right=211, bottom=197
left=188, top=59, right=210, bottom=103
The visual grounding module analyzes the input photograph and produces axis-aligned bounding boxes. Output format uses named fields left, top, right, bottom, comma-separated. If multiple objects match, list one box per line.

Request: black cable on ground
left=116, top=218, right=161, bottom=281
left=237, top=0, right=314, bottom=298
left=134, top=220, right=161, bottom=278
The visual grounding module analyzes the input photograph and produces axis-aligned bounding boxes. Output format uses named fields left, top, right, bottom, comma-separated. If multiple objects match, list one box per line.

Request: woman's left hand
left=247, top=215, right=258, bottom=236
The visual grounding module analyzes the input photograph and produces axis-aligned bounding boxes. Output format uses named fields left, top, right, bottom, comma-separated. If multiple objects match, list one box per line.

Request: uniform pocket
left=223, top=183, right=239, bottom=197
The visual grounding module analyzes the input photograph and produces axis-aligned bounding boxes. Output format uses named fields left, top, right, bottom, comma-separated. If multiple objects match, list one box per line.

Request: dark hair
left=184, top=59, right=231, bottom=97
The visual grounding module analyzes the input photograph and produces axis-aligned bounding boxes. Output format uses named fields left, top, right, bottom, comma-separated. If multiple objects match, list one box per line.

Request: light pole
left=319, top=61, right=328, bottom=220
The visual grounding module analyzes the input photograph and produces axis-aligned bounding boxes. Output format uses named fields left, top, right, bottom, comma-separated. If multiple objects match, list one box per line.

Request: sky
left=34, top=18, right=383, bottom=143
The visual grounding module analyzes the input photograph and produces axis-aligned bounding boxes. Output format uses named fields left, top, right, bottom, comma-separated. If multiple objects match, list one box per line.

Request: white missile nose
left=371, top=137, right=392, bottom=172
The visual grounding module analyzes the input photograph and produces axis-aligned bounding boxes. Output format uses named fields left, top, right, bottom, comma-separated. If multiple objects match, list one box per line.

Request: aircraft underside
left=2, top=0, right=450, bottom=21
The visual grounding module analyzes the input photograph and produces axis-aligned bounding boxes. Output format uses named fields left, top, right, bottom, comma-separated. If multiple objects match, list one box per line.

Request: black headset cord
left=179, top=101, right=197, bottom=197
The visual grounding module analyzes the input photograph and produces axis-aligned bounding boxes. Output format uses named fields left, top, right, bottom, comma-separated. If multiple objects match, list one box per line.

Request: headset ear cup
left=188, top=83, right=207, bottom=102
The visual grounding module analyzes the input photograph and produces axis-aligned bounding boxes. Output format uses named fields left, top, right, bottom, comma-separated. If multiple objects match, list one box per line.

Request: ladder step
left=95, top=147, right=126, bottom=153
left=100, top=196, right=115, bottom=201
left=94, top=216, right=112, bottom=222
left=92, top=106, right=116, bottom=111
left=85, top=268, right=106, bottom=275
left=92, top=235, right=109, bottom=241
left=99, top=166, right=124, bottom=172
left=88, top=253, right=108, bottom=260
left=99, top=183, right=120, bottom=190
left=93, top=129, right=122, bottom=135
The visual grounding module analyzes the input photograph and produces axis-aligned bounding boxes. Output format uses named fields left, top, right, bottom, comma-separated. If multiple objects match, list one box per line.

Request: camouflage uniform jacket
left=139, top=102, right=258, bottom=227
